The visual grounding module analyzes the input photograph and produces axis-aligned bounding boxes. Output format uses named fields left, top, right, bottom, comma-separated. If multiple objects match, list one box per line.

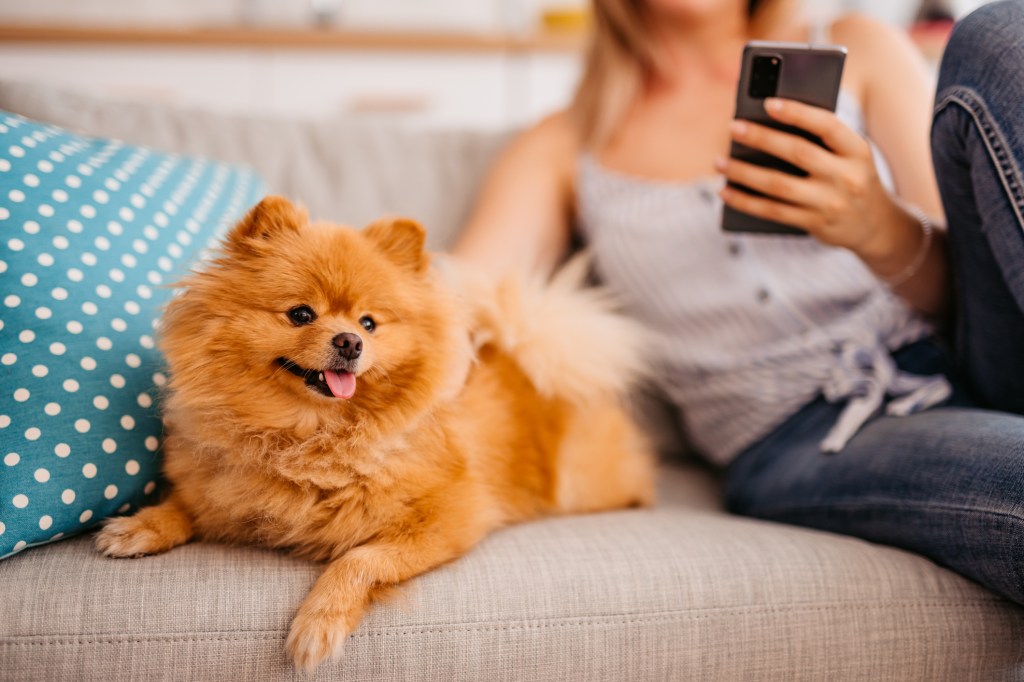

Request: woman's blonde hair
left=570, top=0, right=790, bottom=148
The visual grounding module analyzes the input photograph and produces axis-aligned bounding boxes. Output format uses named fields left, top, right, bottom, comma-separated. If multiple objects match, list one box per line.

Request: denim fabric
left=726, top=0, right=1024, bottom=606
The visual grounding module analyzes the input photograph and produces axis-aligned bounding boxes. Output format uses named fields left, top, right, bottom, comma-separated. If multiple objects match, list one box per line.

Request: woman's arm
left=717, top=14, right=950, bottom=317
left=452, top=112, right=577, bottom=280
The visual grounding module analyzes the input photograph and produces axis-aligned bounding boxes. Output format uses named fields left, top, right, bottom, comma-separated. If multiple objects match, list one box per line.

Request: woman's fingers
left=715, top=156, right=829, bottom=209
left=729, top=119, right=836, bottom=177
left=718, top=184, right=819, bottom=232
left=763, top=97, right=872, bottom=159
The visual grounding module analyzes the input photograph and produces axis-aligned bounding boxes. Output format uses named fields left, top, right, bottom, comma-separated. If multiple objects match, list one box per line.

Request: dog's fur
left=94, top=196, right=655, bottom=671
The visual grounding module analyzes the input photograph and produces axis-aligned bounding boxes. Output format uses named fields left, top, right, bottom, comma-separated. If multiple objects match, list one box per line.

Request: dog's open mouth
left=276, top=358, right=357, bottom=399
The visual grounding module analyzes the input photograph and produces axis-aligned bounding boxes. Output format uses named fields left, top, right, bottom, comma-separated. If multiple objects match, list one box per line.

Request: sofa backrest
left=0, top=80, right=512, bottom=250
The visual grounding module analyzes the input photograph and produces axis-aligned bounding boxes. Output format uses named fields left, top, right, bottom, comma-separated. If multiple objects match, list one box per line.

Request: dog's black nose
left=333, top=332, right=363, bottom=360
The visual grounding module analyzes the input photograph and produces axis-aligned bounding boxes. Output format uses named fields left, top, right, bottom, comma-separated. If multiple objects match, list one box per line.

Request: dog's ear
left=228, top=195, right=306, bottom=247
left=363, top=217, right=429, bottom=272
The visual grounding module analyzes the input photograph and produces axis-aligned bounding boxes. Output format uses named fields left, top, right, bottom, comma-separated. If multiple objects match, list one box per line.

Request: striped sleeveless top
left=576, top=75, right=950, bottom=465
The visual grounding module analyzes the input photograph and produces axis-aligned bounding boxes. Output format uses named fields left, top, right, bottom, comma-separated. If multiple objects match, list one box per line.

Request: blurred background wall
left=0, top=0, right=989, bottom=130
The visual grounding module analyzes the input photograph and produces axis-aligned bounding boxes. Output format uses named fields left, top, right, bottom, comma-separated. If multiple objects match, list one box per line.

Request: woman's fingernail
left=764, top=98, right=783, bottom=112
left=730, top=120, right=748, bottom=136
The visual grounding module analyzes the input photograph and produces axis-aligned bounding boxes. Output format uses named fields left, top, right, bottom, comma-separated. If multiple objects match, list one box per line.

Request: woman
left=455, top=0, right=1024, bottom=604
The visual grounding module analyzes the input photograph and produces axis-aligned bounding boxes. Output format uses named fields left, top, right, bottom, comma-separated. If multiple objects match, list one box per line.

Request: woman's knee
left=939, top=1, right=1024, bottom=92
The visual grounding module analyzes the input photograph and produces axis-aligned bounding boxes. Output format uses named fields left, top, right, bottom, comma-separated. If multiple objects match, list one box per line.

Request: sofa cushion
left=0, top=110, right=264, bottom=559
left=1, top=463, right=1021, bottom=681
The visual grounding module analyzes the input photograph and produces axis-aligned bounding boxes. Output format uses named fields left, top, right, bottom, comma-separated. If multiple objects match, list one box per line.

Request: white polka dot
left=4, top=452, right=19, bottom=466
left=65, top=175, right=81, bottom=188
left=51, top=188, right=68, bottom=203
left=144, top=481, right=156, bottom=495
left=0, top=521, right=4, bottom=535
left=0, top=415, right=9, bottom=428
left=37, top=253, right=54, bottom=266
left=93, top=395, right=109, bottom=410
left=66, top=321, right=83, bottom=334
left=1, top=353, right=15, bottom=365
left=53, top=235, right=69, bottom=250
left=101, top=438, right=118, bottom=454
left=145, top=436, right=159, bottom=452
left=33, top=365, right=49, bottom=378
left=77, top=163, right=91, bottom=175
left=80, top=205, right=96, bottom=219
left=35, top=306, right=52, bottom=320
left=176, top=232, right=192, bottom=246
left=12, top=494, right=28, bottom=508
left=49, top=342, right=66, bottom=355
left=51, top=287, right=68, bottom=300
left=8, top=189, right=24, bottom=202
left=13, top=388, right=29, bottom=402
left=117, top=503, right=131, bottom=514
left=125, top=353, right=141, bottom=368
left=111, top=318, right=127, bottom=332
left=38, top=515, right=52, bottom=530
left=81, top=252, right=97, bottom=267
left=61, top=489, right=75, bottom=504
left=146, top=271, right=162, bottom=285
left=120, top=207, right=134, bottom=222
left=22, top=220, right=39, bottom=234
left=121, top=253, right=137, bottom=268
left=120, top=415, right=135, bottom=430
left=96, top=284, right=112, bottom=298
left=107, top=220, right=123, bottom=236
left=4, top=294, right=20, bottom=307
left=67, top=267, right=83, bottom=281
left=137, top=393, right=153, bottom=408
left=143, top=226, right=159, bottom=241
left=6, top=238, right=23, bottom=251
left=125, top=460, right=140, bottom=476
left=0, top=158, right=8, bottom=171
left=44, top=401, right=60, bottom=415
left=82, top=462, right=97, bottom=478
left=25, top=427, right=41, bottom=441
left=81, top=356, right=97, bottom=371
left=33, top=467, right=49, bottom=482
left=74, top=418, right=90, bottom=433
left=55, top=443, right=70, bottom=457
left=110, top=374, right=125, bottom=388
left=109, top=268, right=125, bottom=283
left=13, top=540, right=26, bottom=552
left=97, top=336, right=112, bottom=351
left=63, top=379, right=79, bottom=393
left=155, top=212, right=169, bottom=228
left=8, top=145, right=23, bottom=158
left=157, top=256, right=172, bottom=272
left=0, top=207, right=7, bottom=220
left=104, top=484, right=118, bottom=500
left=38, top=204, right=55, bottom=218
left=79, top=509, right=93, bottom=523
left=0, top=260, right=5, bottom=273
left=38, top=160, right=53, bottom=173
left=136, top=285, right=152, bottom=299
left=132, top=239, right=148, bottom=254
left=22, top=173, right=39, bottom=187
left=139, top=335, right=154, bottom=349
left=93, top=189, right=109, bottom=204
left=66, top=219, right=83, bottom=233
left=82, top=301, right=99, bottom=315
left=104, top=178, right=120, bottom=191
left=130, top=193, right=145, bottom=208
left=20, top=273, right=37, bottom=287
left=124, top=301, right=141, bottom=315
left=152, top=372, right=167, bottom=387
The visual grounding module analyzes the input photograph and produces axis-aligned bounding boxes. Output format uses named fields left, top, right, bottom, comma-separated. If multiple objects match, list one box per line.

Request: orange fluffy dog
left=94, top=196, right=655, bottom=672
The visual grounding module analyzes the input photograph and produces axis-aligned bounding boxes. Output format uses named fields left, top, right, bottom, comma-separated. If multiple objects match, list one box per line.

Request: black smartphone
left=722, top=40, right=847, bottom=235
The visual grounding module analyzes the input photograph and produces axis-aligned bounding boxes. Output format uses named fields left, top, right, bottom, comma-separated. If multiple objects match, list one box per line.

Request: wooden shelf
left=0, top=23, right=585, bottom=53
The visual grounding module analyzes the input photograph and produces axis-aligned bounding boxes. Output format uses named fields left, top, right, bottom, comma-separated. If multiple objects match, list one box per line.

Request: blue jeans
left=726, top=1, right=1024, bottom=605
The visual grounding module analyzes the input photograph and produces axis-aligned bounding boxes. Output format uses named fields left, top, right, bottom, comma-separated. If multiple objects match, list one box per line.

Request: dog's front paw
left=94, top=515, right=167, bottom=558
left=286, top=607, right=353, bottom=673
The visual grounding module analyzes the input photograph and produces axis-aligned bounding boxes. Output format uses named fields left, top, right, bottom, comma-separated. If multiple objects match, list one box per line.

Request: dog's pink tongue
left=324, top=370, right=356, bottom=399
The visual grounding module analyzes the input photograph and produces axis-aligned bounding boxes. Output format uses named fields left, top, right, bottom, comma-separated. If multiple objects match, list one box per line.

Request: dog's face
left=161, top=196, right=464, bottom=436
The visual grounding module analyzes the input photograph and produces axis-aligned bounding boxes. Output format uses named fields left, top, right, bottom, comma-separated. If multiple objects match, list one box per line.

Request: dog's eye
left=287, top=305, right=317, bottom=326
left=359, top=315, right=376, bottom=333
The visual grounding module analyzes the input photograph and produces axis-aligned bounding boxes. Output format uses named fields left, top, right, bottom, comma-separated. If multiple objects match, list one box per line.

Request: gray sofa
left=2, top=81, right=1023, bottom=681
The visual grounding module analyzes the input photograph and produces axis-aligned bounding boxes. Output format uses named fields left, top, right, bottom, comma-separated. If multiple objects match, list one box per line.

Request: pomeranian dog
left=94, top=196, right=655, bottom=672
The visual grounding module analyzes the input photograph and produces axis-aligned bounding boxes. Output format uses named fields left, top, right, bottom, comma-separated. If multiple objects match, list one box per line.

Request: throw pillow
left=0, top=110, right=264, bottom=558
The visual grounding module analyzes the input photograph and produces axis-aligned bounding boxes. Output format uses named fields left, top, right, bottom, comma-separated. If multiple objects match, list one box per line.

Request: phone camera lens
left=749, top=54, right=782, bottom=99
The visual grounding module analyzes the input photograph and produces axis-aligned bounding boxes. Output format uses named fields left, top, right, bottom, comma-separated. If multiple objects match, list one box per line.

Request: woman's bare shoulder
left=512, top=109, right=579, bottom=165
left=828, top=13, right=927, bottom=100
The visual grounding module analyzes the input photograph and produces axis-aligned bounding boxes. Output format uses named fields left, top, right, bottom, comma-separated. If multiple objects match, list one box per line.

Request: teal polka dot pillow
left=0, top=110, right=265, bottom=558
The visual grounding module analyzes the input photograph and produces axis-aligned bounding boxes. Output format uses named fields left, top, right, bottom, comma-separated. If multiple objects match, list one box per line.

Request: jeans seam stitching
left=935, top=86, right=1024, bottom=237
left=756, top=498, right=1024, bottom=524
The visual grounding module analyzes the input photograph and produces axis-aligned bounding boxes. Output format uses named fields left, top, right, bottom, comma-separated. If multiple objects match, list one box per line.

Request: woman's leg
left=931, top=0, right=1024, bottom=414
left=725, top=344, right=1024, bottom=605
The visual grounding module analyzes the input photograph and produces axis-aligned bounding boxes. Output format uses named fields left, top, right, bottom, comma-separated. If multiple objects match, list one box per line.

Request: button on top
left=756, top=287, right=771, bottom=303
left=728, top=242, right=742, bottom=256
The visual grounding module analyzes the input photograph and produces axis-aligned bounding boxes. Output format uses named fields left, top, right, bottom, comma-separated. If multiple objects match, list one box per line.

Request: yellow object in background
left=540, top=6, right=590, bottom=32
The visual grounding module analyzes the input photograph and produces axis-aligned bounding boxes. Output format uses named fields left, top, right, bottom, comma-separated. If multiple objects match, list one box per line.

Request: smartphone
left=721, top=41, right=847, bottom=235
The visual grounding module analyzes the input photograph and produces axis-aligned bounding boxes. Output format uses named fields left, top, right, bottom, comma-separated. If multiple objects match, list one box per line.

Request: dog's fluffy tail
left=462, top=254, right=651, bottom=405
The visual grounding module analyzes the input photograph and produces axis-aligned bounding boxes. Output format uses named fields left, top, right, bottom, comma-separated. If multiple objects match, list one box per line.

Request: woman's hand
left=716, top=97, right=907, bottom=264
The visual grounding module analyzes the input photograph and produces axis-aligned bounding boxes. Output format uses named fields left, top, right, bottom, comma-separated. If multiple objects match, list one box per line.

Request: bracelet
left=881, top=204, right=933, bottom=288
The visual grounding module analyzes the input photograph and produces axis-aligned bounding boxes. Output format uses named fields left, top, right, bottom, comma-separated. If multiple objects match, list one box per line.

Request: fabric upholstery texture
left=2, top=464, right=1023, bottom=681
left=0, top=110, right=264, bottom=559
